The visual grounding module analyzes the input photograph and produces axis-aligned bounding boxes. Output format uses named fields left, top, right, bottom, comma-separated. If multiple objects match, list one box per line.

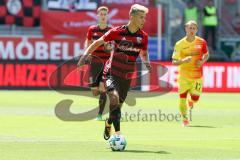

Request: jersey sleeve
left=142, top=34, right=148, bottom=51
left=102, top=28, right=117, bottom=42
left=202, top=39, right=208, bottom=54
left=86, top=27, right=93, bottom=40
left=172, top=44, right=181, bottom=60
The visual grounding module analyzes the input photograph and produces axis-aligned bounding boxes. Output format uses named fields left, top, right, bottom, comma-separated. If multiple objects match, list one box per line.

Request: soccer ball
left=109, top=134, right=127, bottom=151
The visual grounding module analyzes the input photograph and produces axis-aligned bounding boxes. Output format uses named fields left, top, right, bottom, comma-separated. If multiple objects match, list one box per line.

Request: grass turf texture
left=0, top=91, right=239, bottom=160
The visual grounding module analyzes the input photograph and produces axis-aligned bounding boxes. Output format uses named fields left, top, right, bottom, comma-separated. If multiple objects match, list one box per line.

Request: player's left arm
left=140, top=34, right=151, bottom=72
left=196, top=40, right=209, bottom=67
left=196, top=53, right=209, bottom=67
left=140, top=50, right=152, bottom=72
left=77, top=37, right=105, bottom=68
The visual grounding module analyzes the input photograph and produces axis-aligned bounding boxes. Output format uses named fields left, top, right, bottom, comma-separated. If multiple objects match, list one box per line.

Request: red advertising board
left=144, top=62, right=240, bottom=92
left=0, top=62, right=139, bottom=89
left=41, top=7, right=160, bottom=37
left=0, top=63, right=57, bottom=88
left=1, top=37, right=239, bottom=92
left=0, top=63, right=89, bottom=89
left=1, top=61, right=240, bottom=92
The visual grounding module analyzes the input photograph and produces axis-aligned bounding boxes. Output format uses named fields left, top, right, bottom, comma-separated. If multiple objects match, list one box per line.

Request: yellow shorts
left=177, top=77, right=203, bottom=95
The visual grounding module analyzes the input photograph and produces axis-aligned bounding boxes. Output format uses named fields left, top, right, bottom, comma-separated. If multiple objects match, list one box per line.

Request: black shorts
left=89, top=62, right=104, bottom=88
left=105, top=74, right=131, bottom=103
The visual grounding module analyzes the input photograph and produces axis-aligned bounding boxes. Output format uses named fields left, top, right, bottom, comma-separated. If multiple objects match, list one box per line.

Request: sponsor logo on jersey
left=195, top=45, right=201, bottom=49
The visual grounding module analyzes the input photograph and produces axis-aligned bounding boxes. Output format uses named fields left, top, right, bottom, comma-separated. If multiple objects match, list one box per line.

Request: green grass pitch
left=0, top=91, right=240, bottom=160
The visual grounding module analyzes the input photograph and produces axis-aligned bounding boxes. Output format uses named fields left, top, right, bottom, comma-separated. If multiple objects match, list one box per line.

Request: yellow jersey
left=172, top=36, right=208, bottom=79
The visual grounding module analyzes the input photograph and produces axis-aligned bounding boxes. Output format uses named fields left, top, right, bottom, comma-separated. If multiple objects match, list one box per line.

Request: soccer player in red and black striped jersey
left=85, top=6, right=113, bottom=121
left=78, top=4, right=151, bottom=140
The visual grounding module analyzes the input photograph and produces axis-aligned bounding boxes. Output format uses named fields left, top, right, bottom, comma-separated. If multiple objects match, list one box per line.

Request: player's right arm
left=77, top=28, right=117, bottom=68
left=77, top=37, right=105, bottom=68
left=172, top=43, right=192, bottom=66
left=172, top=57, right=192, bottom=65
left=139, top=34, right=151, bottom=72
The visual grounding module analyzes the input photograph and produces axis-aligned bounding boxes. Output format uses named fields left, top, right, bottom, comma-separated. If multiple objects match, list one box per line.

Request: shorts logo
left=106, top=79, right=112, bottom=87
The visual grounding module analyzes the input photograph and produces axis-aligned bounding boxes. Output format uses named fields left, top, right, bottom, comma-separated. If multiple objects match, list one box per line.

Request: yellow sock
left=179, top=98, right=188, bottom=120
left=188, top=97, right=193, bottom=103
left=188, top=98, right=197, bottom=104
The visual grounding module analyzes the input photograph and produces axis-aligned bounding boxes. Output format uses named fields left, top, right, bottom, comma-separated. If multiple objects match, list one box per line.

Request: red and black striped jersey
left=102, top=25, right=148, bottom=79
left=86, top=25, right=113, bottom=63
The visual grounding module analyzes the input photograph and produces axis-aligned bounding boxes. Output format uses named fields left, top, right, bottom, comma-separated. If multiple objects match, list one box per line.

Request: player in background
left=172, top=20, right=209, bottom=126
left=78, top=4, right=151, bottom=139
left=85, top=6, right=113, bottom=121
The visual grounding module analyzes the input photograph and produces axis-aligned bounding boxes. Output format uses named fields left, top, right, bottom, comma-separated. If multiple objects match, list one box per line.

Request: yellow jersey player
left=172, top=20, right=209, bottom=126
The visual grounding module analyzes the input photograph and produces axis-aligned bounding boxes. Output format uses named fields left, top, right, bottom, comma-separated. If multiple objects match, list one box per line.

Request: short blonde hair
left=185, top=20, right=198, bottom=28
left=129, top=4, right=149, bottom=16
left=97, top=6, right=109, bottom=13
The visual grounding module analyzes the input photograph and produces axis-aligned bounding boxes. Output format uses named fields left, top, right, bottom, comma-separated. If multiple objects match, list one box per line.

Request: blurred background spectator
left=232, top=12, right=240, bottom=34
left=183, top=0, right=199, bottom=24
left=202, top=0, right=218, bottom=51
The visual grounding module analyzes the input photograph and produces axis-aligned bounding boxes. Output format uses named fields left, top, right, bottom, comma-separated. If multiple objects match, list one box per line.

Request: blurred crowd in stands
left=182, top=0, right=240, bottom=61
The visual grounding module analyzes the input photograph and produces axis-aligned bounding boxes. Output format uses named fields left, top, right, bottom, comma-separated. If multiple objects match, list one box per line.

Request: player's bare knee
left=99, top=82, right=106, bottom=93
left=111, top=95, right=119, bottom=106
left=92, top=89, right=100, bottom=96
left=109, top=91, right=119, bottom=106
left=99, top=92, right=107, bottom=102
left=99, top=91, right=107, bottom=95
